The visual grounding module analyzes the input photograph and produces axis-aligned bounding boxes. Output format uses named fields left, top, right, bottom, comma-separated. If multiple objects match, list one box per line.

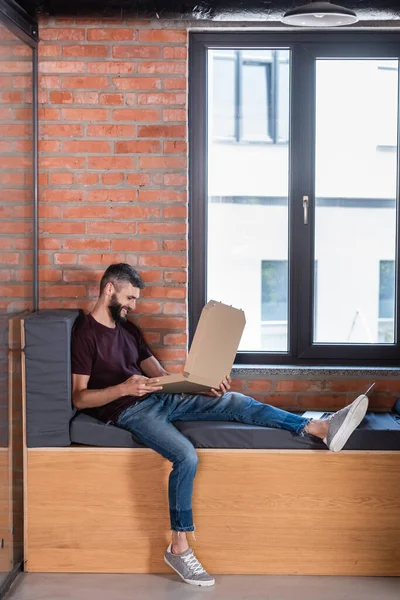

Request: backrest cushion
left=24, top=309, right=80, bottom=447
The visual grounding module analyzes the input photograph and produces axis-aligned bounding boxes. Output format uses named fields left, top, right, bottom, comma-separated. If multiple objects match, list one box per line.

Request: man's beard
left=109, top=293, right=128, bottom=323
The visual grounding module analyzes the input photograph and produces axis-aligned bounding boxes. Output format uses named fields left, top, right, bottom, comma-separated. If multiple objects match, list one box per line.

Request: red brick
left=140, top=254, right=186, bottom=268
left=163, top=173, right=187, bottom=186
left=126, top=173, right=150, bottom=186
left=164, top=271, right=187, bottom=283
left=324, top=379, right=374, bottom=393
left=163, top=240, right=186, bottom=251
left=99, top=93, right=124, bottom=105
left=163, top=109, right=186, bottom=122
left=112, top=108, right=160, bottom=121
left=143, top=332, right=160, bottom=345
left=50, top=172, right=74, bottom=185
left=62, top=108, right=109, bottom=120
left=140, top=156, right=187, bottom=169
left=39, top=238, right=62, bottom=250
left=40, top=222, right=86, bottom=235
left=87, top=156, right=137, bottom=170
left=39, top=156, right=86, bottom=169
left=40, top=28, right=85, bottom=41
left=63, top=45, right=109, bottom=57
left=40, top=123, right=83, bottom=137
left=274, top=380, right=325, bottom=393
left=163, top=47, right=188, bottom=60
left=246, top=380, right=273, bottom=392
left=115, top=140, right=161, bottom=154
left=0, top=60, right=33, bottom=73
left=138, top=62, right=186, bottom=75
left=63, top=206, right=112, bottom=219
left=42, top=285, right=86, bottom=298
left=109, top=206, right=161, bottom=219
left=138, top=125, right=185, bottom=138
left=62, top=140, right=111, bottom=153
left=164, top=141, right=187, bottom=153
left=88, top=189, right=137, bottom=202
left=38, top=269, right=62, bottom=282
left=75, top=173, right=99, bottom=185
left=0, top=253, right=19, bottom=265
left=112, top=77, right=161, bottom=90
left=164, top=78, right=187, bottom=90
left=138, top=93, right=186, bottom=105
left=111, top=238, right=160, bottom=250
left=88, top=29, right=135, bottom=41
left=74, top=92, right=99, bottom=104
left=0, top=91, right=22, bottom=103
left=38, top=108, right=60, bottom=120
left=41, top=189, right=84, bottom=203
left=39, top=75, right=60, bottom=89
left=138, top=222, right=186, bottom=235
left=138, top=190, right=186, bottom=203
left=137, top=270, right=163, bottom=283
left=145, top=286, right=186, bottom=299
left=64, top=239, right=110, bottom=251
left=87, top=61, right=136, bottom=74
left=163, top=333, right=187, bottom=345
left=62, top=269, right=103, bottom=282
left=78, top=253, right=127, bottom=266
left=87, top=124, right=136, bottom=137
left=86, top=222, right=137, bottom=234
left=297, top=394, right=347, bottom=410
left=39, top=205, right=62, bottom=219
left=112, top=46, right=161, bottom=59
left=38, top=140, right=61, bottom=152
left=102, top=172, right=124, bottom=185
left=54, top=253, right=78, bottom=265
left=49, top=91, right=73, bottom=104
left=39, top=61, right=86, bottom=73
left=138, top=30, right=187, bottom=43
left=163, top=207, right=187, bottom=220
left=137, top=316, right=186, bottom=330
left=39, top=44, right=61, bottom=57
left=63, top=77, right=109, bottom=89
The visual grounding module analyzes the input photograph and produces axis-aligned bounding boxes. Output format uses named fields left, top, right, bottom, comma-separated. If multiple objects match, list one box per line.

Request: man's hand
left=208, top=375, right=231, bottom=398
left=121, top=374, right=163, bottom=397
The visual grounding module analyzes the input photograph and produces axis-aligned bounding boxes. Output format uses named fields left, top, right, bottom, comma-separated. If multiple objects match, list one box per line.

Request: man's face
left=108, top=283, right=140, bottom=323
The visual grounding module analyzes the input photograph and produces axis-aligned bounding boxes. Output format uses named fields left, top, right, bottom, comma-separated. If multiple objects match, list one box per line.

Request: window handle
left=303, top=195, right=309, bottom=225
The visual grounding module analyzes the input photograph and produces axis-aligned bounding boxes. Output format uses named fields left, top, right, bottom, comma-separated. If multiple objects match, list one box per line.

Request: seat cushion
left=70, top=411, right=400, bottom=450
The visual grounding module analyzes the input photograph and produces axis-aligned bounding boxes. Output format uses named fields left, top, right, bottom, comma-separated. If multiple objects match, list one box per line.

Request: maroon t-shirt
left=71, top=313, right=153, bottom=424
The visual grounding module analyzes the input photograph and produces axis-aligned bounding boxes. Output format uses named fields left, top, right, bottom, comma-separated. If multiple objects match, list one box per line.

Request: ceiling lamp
left=282, top=1, right=359, bottom=27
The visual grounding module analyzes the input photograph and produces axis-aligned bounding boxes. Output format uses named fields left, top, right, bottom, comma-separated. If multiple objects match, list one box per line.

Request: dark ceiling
left=15, top=1, right=400, bottom=20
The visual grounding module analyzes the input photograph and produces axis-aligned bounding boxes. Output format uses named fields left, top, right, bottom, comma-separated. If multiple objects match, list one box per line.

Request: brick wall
left=37, top=17, right=400, bottom=410
left=0, top=24, right=34, bottom=314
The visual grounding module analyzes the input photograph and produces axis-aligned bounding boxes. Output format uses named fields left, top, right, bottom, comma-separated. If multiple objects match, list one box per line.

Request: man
left=71, top=263, right=369, bottom=587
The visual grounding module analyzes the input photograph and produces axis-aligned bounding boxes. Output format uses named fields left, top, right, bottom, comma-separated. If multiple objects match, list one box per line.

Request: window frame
left=189, top=31, right=400, bottom=366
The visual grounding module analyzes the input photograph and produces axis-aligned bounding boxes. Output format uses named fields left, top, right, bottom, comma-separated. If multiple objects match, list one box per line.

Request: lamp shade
left=282, top=1, right=359, bottom=27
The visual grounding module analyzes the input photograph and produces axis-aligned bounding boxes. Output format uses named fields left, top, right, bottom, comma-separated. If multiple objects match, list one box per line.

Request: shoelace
left=183, top=552, right=206, bottom=575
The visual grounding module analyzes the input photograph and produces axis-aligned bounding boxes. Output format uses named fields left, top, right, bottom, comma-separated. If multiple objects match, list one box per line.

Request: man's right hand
left=121, top=374, right=163, bottom=397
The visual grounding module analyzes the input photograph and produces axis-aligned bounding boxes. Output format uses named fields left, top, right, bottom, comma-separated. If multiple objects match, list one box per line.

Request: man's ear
left=104, top=282, right=114, bottom=297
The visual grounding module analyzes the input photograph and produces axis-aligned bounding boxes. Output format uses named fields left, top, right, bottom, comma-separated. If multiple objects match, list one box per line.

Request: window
left=261, top=260, right=288, bottom=352
left=190, top=32, right=400, bottom=365
left=211, top=50, right=289, bottom=144
left=378, top=260, right=396, bottom=343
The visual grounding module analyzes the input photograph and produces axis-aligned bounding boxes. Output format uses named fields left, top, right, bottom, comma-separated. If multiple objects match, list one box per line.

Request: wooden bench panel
left=25, top=448, right=400, bottom=575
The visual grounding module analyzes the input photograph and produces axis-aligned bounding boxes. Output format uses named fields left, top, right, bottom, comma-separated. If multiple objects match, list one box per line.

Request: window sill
left=232, top=365, right=400, bottom=378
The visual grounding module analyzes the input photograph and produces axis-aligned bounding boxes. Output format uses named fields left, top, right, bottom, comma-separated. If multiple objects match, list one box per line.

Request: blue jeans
left=117, top=392, right=309, bottom=532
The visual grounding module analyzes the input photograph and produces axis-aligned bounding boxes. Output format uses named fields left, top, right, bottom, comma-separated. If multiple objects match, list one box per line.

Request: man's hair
left=99, top=263, right=145, bottom=295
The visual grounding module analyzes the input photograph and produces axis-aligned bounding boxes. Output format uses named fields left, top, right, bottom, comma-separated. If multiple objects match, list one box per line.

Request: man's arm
left=140, top=355, right=170, bottom=378
left=72, top=373, right=163, bottom=410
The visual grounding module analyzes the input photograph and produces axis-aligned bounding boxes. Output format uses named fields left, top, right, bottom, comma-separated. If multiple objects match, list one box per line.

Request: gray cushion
left=70, top=411, right=400, bottom=451
left=24, top=309, right=80, bottom=447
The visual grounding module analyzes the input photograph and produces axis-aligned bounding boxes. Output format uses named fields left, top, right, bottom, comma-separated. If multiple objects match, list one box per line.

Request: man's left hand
left=208, top=375, right=231, bottom=398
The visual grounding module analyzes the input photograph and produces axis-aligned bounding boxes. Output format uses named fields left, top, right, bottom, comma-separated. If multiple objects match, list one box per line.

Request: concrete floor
left=5, top=573, right=400, bottom=600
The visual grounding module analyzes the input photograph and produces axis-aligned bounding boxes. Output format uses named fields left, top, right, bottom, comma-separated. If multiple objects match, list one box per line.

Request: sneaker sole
left=328, top=394, right=368, bottom=453
left=164, top=555, right=215, bottom=587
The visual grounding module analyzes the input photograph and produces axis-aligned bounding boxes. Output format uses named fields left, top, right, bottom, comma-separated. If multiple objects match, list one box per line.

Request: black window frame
left=189, top=31, right=400, bottom=366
